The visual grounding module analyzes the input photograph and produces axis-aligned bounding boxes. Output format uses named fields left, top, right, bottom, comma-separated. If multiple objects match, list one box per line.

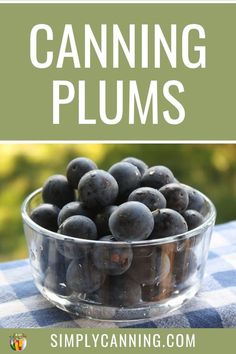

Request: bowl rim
left=21, top=186, right=216, bottom=246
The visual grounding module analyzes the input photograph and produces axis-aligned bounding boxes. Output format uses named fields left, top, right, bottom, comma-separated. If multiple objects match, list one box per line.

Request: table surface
left=0, top=222, right=236, bottom=328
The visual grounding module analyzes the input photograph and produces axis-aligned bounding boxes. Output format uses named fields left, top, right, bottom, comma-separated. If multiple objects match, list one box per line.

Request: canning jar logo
left=9, top=334, right=27, bottom=351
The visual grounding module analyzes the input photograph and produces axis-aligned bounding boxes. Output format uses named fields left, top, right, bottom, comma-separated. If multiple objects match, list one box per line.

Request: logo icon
left=9, top=334, right=27, bottom=351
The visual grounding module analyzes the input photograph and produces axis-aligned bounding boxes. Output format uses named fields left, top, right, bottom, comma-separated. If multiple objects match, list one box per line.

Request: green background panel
left=0, top=329, right=236, bottom=354
left=0, top=4, right=235, bottom=140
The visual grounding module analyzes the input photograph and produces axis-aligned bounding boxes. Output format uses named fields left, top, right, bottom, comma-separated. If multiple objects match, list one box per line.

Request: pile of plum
left=30, top=157, right=206, bottom=306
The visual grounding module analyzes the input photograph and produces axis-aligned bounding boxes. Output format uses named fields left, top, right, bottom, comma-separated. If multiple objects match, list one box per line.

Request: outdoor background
left=0, top=143, right=235, bottom=262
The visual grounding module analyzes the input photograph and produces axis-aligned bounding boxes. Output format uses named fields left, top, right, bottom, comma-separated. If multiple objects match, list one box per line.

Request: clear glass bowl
left=21, top=188, right=216, bottom=322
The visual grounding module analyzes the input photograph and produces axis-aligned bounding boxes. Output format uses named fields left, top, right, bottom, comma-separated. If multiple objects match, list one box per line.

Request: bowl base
left=36, top=281, right=201, bottom=323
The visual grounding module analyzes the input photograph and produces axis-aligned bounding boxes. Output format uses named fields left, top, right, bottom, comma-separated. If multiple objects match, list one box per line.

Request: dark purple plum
left=141, top=165, right=175, bottom=189
left=56, top=237, right=90, bottom=260
left=182, top=209, right=204, bottom=230
left=128, top=187, right=166, bottom=211
left=78, top=170, right=118, bottom=209
left=58, top=215, right=97, bottom=240
left=127, top=248, right=170, bottom=285
left=57, top=201, right=93, bottom=226
left=104, top=274, right=142, bottom=307
left=186, top=187, right=205, bottom=212
left=66, top=157, right=97, bottom=189
left=109, top=201, right=154, bottom=241
left=44, top=251, right=71, bottom=296
left=42, top=174, right=75, bottom=209
left=30, top=203, right=60, bottom=232
left=32, top=237, right=64, bottom=283
left=95, top=205, right=118, bottom=237
left=122, top=157, right=148, bottom=176
left=66, top=259, right=106, bottom=294
left=92, top=235, right=133, bottom=275
left=150, top=208, right=188, bottom=239
left=108, top=162, right=141, bottom=201
left=173, top=249, right=197, bottom=285
left=159, top=183, right=189, bottom=212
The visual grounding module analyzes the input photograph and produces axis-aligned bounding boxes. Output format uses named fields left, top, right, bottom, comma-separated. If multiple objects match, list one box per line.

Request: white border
left=0, top=141, right=235, bottom=144
left=1, top=1, right=236, bottom=3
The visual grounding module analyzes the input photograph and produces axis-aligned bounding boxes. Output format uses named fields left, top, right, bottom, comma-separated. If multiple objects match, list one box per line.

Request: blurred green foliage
left=0, top=144, right=236, bottom=262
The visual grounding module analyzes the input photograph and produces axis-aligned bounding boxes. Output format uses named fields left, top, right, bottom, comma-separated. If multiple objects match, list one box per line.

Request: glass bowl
left=21, top=187, right=216, bottom=322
